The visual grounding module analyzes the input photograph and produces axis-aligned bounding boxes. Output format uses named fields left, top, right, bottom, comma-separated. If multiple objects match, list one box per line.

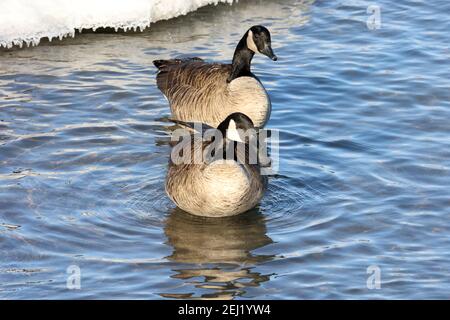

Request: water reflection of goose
left=160, top=208, right=274, bottom=299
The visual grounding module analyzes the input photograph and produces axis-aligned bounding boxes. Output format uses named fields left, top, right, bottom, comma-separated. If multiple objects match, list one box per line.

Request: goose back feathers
left=155, top=58, right=271, bottom=128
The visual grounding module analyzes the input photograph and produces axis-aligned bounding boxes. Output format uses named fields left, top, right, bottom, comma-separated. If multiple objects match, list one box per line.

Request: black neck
left=227, top=32, right=255, bottom=82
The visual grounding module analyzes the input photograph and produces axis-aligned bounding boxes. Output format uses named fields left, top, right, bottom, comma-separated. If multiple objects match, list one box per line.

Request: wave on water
left=0, top=0, right=234, bottom=49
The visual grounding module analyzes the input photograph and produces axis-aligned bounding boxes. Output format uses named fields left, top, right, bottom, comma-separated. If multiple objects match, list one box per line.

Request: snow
left=0, top=0, right=234, bottom=49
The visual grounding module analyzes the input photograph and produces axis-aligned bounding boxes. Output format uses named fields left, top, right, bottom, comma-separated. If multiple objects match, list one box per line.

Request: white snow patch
left=0, top=0, right=234, bottom=49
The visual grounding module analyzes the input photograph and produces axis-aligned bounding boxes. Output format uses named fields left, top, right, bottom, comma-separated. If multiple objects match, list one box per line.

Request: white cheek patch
left=246, top=30, right=258, bottom=53
left=227, top=119, right=244, bottom=142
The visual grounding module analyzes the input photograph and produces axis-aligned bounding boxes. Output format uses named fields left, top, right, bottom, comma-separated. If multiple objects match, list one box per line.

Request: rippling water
left=1, top=0, right=450, bottom=299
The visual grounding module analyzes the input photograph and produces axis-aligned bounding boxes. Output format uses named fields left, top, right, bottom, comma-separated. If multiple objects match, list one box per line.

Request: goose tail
left=152, top=59, right=170, bottom=69
left=152, top=57, right=204, bottom=70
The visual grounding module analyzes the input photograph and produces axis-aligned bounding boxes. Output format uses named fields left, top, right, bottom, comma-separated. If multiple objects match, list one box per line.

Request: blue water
left=1, top=0, right=449, bottom=299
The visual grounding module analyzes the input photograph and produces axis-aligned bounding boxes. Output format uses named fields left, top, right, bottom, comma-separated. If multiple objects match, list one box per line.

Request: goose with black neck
left=153, top=25, right=277, bottom=128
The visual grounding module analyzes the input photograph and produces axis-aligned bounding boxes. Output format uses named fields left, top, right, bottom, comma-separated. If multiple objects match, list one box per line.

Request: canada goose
left=165, top=112, right=267, bottom=217
left=153, top=25, right=277, bottom=128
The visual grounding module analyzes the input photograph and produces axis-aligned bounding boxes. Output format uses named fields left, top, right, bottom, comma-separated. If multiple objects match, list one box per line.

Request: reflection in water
left=161, top=208, right=274, bottom=299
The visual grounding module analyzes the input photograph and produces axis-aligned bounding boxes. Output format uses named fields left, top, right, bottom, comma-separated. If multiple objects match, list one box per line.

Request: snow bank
left=0, top=0, right=234, bottom=49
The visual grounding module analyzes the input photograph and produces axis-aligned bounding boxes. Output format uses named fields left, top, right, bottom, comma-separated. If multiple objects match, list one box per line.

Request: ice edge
left=0, top=0, right=235, bottom=49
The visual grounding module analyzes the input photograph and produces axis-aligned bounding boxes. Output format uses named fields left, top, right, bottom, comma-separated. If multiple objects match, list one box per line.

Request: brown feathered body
left=165, top=133, right=267, bottom=217
left=154, top=58, right=271, bottom=128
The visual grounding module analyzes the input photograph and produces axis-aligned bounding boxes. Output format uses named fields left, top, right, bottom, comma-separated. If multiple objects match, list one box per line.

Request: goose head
left=246, top=25, right=277, bottom=61
left=228, top=26, right=277, bottom=82
left=218, top=113, right=255, bottom=143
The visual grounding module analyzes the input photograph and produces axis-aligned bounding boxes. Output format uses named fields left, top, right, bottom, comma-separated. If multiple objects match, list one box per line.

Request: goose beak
left=260, top=45, right=277, bottom=61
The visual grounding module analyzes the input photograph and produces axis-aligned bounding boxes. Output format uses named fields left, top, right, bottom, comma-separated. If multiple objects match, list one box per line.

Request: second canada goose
left=165, top=112, right=267, bottom=217
left=153, top=25, right=277, bottom=128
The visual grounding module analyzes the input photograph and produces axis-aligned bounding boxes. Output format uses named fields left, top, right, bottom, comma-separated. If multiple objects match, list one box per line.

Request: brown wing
left=154, top=58, right=231, bottom=100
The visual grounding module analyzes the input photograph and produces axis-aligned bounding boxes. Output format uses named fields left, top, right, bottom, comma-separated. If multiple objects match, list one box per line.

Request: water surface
left=1, top=0, right=450, bottom=299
